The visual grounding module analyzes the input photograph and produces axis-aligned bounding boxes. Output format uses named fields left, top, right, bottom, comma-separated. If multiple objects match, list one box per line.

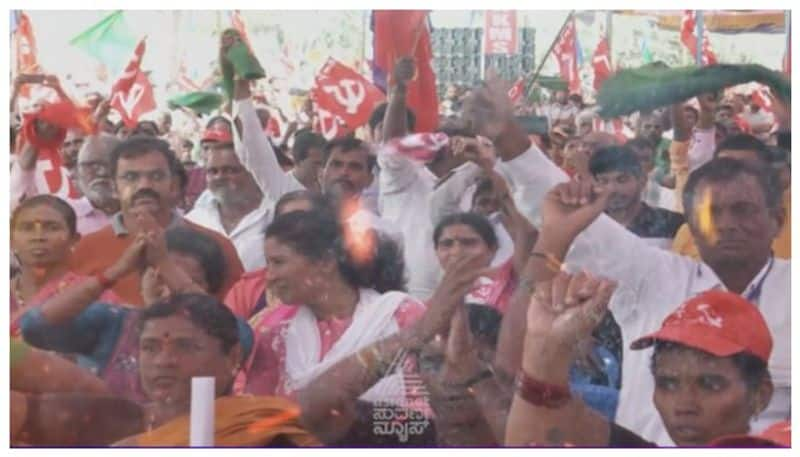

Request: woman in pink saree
left=10, top=195, right=118, bottom=336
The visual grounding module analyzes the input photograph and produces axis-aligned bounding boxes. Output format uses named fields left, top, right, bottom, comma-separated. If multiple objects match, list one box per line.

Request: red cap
left=201, top=127, right=233, bottom=144
left=630, top=290, right=772, bottom=363
left=710, top=421, right=790, bottom=447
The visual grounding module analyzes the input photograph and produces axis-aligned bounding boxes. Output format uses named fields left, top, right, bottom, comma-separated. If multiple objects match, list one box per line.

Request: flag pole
left=524, top=10, right=575, bottom=97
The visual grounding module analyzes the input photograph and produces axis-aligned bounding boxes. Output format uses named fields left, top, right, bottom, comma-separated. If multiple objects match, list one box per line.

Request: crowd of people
left=9, top=26, right=791, bottom=448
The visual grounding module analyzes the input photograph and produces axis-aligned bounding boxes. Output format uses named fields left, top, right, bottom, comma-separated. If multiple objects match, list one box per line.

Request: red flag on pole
left=372, top=10, right=439, bottom=133
left=14, top=12, right=40, bottom=75
left=553, top=17, right=580, bottom=94
left=507, top=77, right=525, bottom=104
left=311, top=58, right=385, bottom=139
left=14, top=11, right=45, bottom=103
left=110, top=38, right=156, bottom=128
left=681, top=11, right=718, bottom=66
left=592, top=36, right=612, bottom=91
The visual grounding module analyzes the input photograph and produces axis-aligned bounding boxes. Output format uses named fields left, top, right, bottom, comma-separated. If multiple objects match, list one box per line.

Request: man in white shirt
left=11, top=133, right=120, bottom=235
left=461, top=82, right=789, bottom=445
left=376, top=58, right=501, bottom=299
left=228, top=77, right=402, bottom=250
left=287, top=129, right=326, bottom=193
left=185, top=142, right=270, bottom=272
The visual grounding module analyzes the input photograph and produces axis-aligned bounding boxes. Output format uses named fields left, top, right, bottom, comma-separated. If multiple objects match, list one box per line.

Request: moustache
left=130, top=188, right=162, bottom=205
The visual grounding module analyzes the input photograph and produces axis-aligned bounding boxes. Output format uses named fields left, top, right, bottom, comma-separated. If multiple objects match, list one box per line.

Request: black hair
left=625, top=137, right=656, bottom=154
left=323, top=136, right=377, bottom=171
left=174, top=161, right=188, bottom=194
left=114, top=121, right=129, bottom=135
left=683, top=105, right=699, bottom=118
left=205, top=115, right=232, bottom=131
left=713, top=134, right=775, bottom=164
left=466, top=303, right=503, bottom=348
left=139, top=293, right=245, bottom=356
left=291, top=130, right=327, bottom=164
left=650, top=341, right=770, bottom=392
left=130, top=120, right=160, bottom=137
left=264, top=209, right=406, bottom=293
left=165, top=227, right=227, bottom=295
left=273, top=190, right=334, bottom=218
left=109, top=135, right=182, bottom=179
left=567, top=93, right=583, bottom=106
left=433, top=212, right=498, bottom=250
left=435, top=117, right=475, bottom=138
left=12, top=195, right=78, bottom=237
left=683, top=158, right=782, bottom=216
left=472, top=176, right=495, bottom=204
left=368, top=102, right=416, bottom=133
left=589, top=145, right=644, bottom=178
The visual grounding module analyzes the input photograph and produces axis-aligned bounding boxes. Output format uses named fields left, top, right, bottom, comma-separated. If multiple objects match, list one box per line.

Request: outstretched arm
left=297, top=254, right=488, bottom=443
left=505, top=272, right=616, bottom=446
left=382, top=57, right=414, bottom=142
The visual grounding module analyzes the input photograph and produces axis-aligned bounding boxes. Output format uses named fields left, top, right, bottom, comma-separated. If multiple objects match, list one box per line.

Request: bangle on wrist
left=514, top=370, right=571, bottom=409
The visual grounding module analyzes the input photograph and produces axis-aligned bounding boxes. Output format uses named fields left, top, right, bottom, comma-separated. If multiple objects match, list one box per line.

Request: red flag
left=372, top=10, right=439, bottom=133
left=313, top=108, right=349, bottom=141
left=681, top=11, right=718, bottom=66
left=19, top=100, right=91, bottom=199
left=751, top=86, right=774, bottom=113
left=110, top=39, right=156, bottom=128
left=14, top=12, right=40, bottom=75
left=508, top=77, right=525, bottom=104
left=14, top=11, right=43, bottom=103
left=592, top=36, right=612, bottom=91
left=553, top=18, right=580, bottom=94
left=311, top=58, right=386, bottom=134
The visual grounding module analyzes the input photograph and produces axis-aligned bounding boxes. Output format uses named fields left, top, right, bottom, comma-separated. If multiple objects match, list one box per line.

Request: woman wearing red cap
left=505, top=271, right=781, bottom=447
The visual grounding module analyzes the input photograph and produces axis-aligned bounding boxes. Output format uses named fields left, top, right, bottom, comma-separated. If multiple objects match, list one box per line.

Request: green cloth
left=221, top=29, right=265, bottom=100
left=69, top=10, right=137, bottom=76
left=597, top=63, right=790, bottom=118
left=167, top=91, right=224, bottom=115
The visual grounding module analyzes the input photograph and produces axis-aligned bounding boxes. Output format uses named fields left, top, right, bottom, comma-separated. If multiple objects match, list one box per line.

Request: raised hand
left=412, top=253, right=491, bottom=344
left=451, top=135, right=496, bottom=170
left=462, top=78, right=515, bottom=141
left=442, top=307, right=485, bottom=384
left=525, top=271, right=616, bottom=351
left=106, top=234, right=148, bottom=281
left=697, top=92, right=718, bottom=113
left=540, top=179, right=610, bottom=237
left=392, top=56, right=416, bottom=88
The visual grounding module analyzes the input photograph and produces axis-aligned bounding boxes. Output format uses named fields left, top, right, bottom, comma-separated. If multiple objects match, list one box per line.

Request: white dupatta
left=284, top=288, right=408, bottom=404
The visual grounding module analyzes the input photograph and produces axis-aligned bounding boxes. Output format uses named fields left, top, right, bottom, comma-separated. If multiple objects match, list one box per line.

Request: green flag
left=69, top=11, right=137, bottom=76
left=597, top=63, right=790, bottom=118
left=168, top=91, right=224, bottom=115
